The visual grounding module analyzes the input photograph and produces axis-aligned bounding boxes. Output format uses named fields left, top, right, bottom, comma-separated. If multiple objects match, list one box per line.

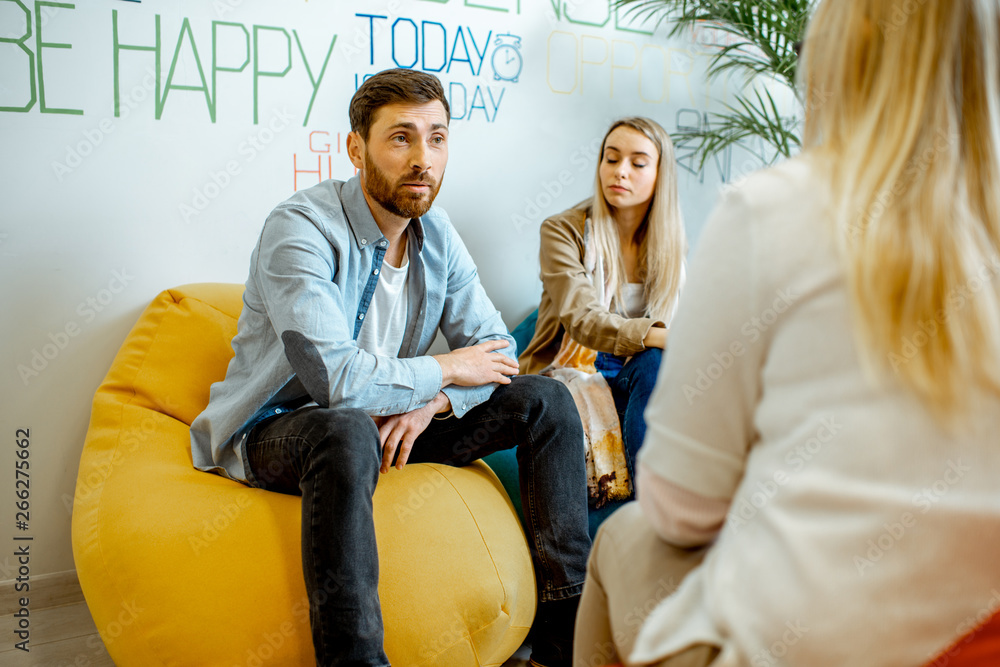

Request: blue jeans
left=594, top=348, right=662, bottom=485
left=244, top=375, right=591, bottom=667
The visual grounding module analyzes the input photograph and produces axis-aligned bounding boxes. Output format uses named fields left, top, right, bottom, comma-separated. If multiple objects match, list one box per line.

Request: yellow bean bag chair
left=71, top=283, right=535, bottom=666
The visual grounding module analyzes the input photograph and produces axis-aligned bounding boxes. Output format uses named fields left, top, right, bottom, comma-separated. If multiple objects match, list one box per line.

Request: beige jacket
left=518, top=206, right=662, bottom=375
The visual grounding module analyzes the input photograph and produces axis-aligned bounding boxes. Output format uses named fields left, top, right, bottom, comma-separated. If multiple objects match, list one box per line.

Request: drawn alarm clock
left=491, top=33, right=523, bottom=83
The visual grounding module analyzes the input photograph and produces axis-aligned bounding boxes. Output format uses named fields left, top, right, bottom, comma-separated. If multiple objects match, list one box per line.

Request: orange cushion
left=924, top=609, right=1000, bottom=666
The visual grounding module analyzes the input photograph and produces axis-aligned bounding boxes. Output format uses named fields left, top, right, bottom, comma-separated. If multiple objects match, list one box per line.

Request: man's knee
left=304, top=408, right=381, bottom=474
left=508, top=374, right=577, bottom=415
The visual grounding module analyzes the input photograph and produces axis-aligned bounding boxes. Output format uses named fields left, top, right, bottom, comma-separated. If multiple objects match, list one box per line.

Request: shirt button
left=373, top=269, right=379, bottom=276
left=378, top=240, right=387, bottom=247
left=361, top=238, right=368, bottom=245
left=274, top=408, right=282, bottom=414
left=358, top=313, right=364, bottom=320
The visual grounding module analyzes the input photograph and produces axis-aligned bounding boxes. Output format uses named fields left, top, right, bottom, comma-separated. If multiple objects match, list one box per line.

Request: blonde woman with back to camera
left=520, top=117, right=686, bottom=511
left=574, top=1, right=1000, bottom=666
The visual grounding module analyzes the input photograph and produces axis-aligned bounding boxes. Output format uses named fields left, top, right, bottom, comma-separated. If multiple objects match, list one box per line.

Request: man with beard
left=189, top=68, right=591, bottom=667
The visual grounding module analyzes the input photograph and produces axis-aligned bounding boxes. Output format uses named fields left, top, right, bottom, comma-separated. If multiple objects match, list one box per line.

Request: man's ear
left=346, top=131, right=365, bottom=171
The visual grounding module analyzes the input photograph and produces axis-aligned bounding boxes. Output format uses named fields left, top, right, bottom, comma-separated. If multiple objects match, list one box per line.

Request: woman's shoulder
left=730, top=154, right=832, bottom=217
left=708, top=154, right=840, bottom=290
left=707, top=155, right=835, bottom=260
left=541, top=202, right=591, bottom=234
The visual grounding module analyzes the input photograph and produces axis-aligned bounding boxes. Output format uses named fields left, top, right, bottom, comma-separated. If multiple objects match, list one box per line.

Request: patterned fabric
left=540, top=218, right=631, bottom=508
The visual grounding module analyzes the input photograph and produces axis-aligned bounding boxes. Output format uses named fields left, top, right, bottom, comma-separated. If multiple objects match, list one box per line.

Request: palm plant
left=615, top=0, right=816, bottom=169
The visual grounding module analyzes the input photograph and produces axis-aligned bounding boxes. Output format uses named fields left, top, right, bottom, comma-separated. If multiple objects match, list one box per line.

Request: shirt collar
left=342, top=175, right=426, bottom=253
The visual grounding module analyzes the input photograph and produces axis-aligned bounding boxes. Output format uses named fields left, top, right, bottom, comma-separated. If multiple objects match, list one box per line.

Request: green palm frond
left=614, top=0, right=815, bottom=169
left=676, top=86, right=801, bottom=166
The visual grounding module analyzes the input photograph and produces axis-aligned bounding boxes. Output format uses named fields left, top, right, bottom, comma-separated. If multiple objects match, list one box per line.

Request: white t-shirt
left=615, top=266, right=686, bottom=323
left=356, top=251, right=410, bottom=358
left=633, top=155, right=1000, bottom=666
left=620, top=283, right=646, bottom=319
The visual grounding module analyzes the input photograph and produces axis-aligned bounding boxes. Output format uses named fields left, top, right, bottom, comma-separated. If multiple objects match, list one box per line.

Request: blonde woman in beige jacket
left=519, top=117, right=687, bottom=494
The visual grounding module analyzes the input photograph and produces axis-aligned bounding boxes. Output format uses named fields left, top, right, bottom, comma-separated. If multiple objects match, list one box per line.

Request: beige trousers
left=573, top=502, right=719, bottom=667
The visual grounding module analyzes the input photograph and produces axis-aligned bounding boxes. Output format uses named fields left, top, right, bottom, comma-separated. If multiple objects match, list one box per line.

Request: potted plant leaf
left=615, top=0, right=816, bottom=170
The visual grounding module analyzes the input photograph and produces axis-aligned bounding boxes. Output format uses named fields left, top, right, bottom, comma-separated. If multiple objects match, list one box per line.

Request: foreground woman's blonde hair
left=801, top=0, right=1000, bottom=415
left=590, top=117, right=687, bottom=324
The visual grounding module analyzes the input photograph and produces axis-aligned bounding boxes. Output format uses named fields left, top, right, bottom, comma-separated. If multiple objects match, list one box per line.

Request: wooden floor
left=0, top=603, right=530, bottom=666
left=0, top=599, right=530, bottom=666
left=0, top=599, right=114, bottom=667
left=0, top=572, right=532, bottom=666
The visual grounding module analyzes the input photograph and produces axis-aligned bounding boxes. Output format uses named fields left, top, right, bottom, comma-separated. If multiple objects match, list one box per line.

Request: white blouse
left=633, top=156, right=1000, bottom=666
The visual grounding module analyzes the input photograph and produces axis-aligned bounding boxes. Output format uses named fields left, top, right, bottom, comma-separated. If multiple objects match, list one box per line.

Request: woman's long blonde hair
left=589, top=117, right=687, bottom=323
left=801, top=0, right=1000, bottom=414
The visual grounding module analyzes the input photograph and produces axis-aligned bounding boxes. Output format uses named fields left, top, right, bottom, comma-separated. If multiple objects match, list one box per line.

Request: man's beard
left=363, top=153, right=442, bottom=219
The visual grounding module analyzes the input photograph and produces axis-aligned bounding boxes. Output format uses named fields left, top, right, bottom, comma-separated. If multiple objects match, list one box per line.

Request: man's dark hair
left=349, top=68, right=451, bottom=141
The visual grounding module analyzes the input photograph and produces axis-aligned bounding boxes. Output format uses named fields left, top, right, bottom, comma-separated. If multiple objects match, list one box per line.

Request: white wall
left=0, top=0, right=778, bottom=577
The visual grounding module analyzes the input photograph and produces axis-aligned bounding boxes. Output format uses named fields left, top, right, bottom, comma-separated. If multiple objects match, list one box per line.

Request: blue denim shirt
left=189, top=176, right=516, bottom=482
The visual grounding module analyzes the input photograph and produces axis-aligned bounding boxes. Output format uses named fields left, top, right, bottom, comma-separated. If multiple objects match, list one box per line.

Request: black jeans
left=244, top=374, right=592, bottom=667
